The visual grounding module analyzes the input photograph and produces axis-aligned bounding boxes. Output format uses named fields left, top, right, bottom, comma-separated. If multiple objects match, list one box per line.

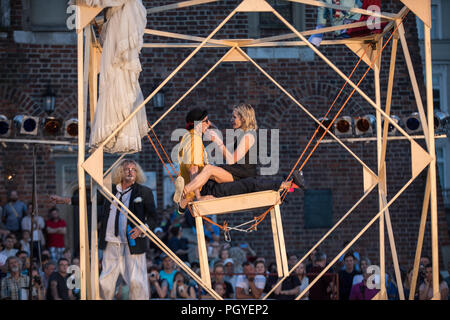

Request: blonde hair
left=111, top=159, right=147, bottom=185
left=234, top=103, right=258, bottom=131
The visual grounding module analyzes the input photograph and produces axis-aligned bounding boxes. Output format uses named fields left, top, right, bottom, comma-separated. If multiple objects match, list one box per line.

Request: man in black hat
left=173, top=108, right=211, bottom=211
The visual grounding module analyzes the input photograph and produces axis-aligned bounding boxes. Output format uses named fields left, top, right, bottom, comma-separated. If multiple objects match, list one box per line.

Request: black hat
left=186, top=108, right=208, bottom=130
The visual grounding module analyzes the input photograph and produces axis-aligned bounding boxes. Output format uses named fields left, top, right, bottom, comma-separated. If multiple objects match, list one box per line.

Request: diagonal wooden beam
left=144, top=28, right=237, bottom=47
left=287, top=0, right=397, bottom=20
left=397, top=22, right=430, bottom=150
left=147, top=0, right=219, bottom=14
left=409, top=169, right=431, bottom=300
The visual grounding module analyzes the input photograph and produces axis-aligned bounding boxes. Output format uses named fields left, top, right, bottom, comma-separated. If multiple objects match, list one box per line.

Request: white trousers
left=99, top=242, right=149, bottom=300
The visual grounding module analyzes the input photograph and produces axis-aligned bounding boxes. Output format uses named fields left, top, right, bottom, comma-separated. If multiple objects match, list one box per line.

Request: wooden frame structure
left=74, top=0, right=441, bottom=300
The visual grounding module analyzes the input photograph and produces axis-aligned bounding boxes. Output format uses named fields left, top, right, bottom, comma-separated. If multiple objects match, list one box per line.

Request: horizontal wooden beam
left=147, top=0, right=219, bottom=14
left=142, top=38, right=370, bottom=48
left=190, top=190, right=281, bottom=216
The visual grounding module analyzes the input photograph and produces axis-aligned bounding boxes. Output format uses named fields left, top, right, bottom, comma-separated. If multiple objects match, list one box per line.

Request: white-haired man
left=97, top=159, right=157, bottom=300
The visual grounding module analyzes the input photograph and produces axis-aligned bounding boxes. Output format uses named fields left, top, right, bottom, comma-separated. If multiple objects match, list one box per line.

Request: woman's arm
left=217, top=133, right=255, bottom=165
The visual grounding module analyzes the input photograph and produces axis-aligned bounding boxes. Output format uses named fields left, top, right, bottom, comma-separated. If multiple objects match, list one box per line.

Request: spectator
left=8, top=233, right=20, bottom=250
left=40, top=261, right=56, bottom=295
left=0, top=235, right=18, bottom=258
left=264, top=272, right=301, bottom=300
left=235, top=261, right=266, bottom=299
left=217, top=245, right=230, bottom=265
left=0, top=219, right=10, bottom=239
left=21, top=202, right=46, bottom=258
left=72, top=256, right=80, bottom=267
left=202, top=281, right=227, bottom=300
left=159, top=255, right=177, bottom=291
left=419, top=264, right=449, bottom=300
left=203, top=218, right=220, bottom=243
left=114, top=275, right=129, bottom=300
left=16, top=250, right=28, bottom=274
left=207, top=241, right=221, bottom=267
left=30, top=267, right=45, bottom=300
left=352, top=256, right=371, bottom=285
left=0, top=256, right=29, bottom=300
left=19, top=230, right=31, bottom=255
left=349, top=269, right=380, bottom=300
left=255, top=259, right=267, bottom=276
left=148, top=265, right=168, bottom=299
left=1, top=190, right=27, bottom=237
left=403, top=267, right=418, bottom=300
left=305, top=249, right=317, bottom=273
left=223, top=258, right=237, bottom=291
left=45, top=207, right=67, bottom=262
left=445, top=262, right=450, bottom=294
left=229, top=245, right=246, bottom=274
left=63, top=248, right=72, bottom=262
left=46, top=258, right=75, bottom=300
left=149, top=227, right=165, bottom=265
left=167, top=225, right=189, bottom=262
left=338, top=241, right=361, bottom=272
left=419, top=255, right=431, bottom=285
left=170, top=271, right=196, bottom=299
left=211, top=263, right=234, bottom=299
left=296, top=262, right=309, bottom=300
left=239, top=242, right=257, bottom=263
left=308, top=251, right=334, bottom=300
left=339, top=252, right=361, bottom=300
left=265, top=254, right=301, bottom=300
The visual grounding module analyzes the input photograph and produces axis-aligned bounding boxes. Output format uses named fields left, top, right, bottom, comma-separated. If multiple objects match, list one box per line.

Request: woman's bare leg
left=183, top=164, right=234, bottom=198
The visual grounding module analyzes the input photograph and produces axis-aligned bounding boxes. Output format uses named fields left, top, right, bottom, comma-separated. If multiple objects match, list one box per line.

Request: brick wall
left=0, top=0, right=448, bottom=271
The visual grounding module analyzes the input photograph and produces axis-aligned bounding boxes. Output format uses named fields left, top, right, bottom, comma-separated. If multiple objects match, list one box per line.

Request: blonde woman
left=174, top=103, right=259, bottom=208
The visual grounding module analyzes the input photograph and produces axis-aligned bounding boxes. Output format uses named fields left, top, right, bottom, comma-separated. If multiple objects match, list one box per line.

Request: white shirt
left=235, top=274, right=266, bottom=295
left=105, top=185, right=132, bottom=244
left=21, top=215, right=45, bottom=241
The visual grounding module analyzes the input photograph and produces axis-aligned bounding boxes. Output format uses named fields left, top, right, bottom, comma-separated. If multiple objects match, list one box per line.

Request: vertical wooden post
left=374, top=41, right=386, bottom=299
left=194, top=213, right=211, bottom=288
left=378, top=35, right=405, bottom=300
left=77, top=27, right=88, bottom=300
left=270, top=207, right=282, bottom=278
left=424, top=23, right=440, bottom=300
left=90, top=181, right=100, bottom=299
left=270, top=205, right=289, bottom=277
left=409, top=169, right=431, bottom=300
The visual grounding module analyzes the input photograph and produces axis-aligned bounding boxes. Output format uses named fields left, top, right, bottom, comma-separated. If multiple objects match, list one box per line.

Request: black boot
left=292, top=170, right=306, bottom=190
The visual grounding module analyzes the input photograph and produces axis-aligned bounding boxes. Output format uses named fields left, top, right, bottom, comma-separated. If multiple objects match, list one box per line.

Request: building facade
left=1, top=0, right=449, bottom=272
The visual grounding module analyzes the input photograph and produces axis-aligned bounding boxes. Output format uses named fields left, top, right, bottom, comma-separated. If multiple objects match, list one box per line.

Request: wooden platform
left=189, top=190, right=289, bottom=288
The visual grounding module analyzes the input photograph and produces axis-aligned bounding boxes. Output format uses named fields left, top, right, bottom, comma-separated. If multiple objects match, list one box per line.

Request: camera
left=33, top=276, right=41, bottom=285
left=149, top=272, right=157, bottom=279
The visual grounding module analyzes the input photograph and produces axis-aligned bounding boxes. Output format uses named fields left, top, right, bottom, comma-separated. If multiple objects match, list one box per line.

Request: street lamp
left=42, top=84, right=56, bottom=114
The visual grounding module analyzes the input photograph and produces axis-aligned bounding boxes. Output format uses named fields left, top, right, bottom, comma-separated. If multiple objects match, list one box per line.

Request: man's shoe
left=173, top=176, right=185, bottom=204
left=292, top=170, right=306, bottom=190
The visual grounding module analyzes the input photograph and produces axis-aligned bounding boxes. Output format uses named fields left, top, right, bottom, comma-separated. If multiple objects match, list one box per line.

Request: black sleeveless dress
left=219, top=130, right=258, bottom=181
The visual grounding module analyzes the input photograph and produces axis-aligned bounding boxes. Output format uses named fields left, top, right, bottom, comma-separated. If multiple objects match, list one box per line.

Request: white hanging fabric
left=79, top=0, right=149, bottom=154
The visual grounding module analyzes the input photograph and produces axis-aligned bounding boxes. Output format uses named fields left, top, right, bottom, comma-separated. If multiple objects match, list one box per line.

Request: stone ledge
left=13, top=30, right=76, bottom=45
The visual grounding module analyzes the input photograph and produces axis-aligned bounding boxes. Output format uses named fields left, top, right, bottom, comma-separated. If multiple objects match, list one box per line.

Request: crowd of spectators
left=1, top=190, right=449, bottom=300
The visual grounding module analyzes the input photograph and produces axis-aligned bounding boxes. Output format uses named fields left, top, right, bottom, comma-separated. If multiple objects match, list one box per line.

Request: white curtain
left=79, top=0, right=149, bottom=154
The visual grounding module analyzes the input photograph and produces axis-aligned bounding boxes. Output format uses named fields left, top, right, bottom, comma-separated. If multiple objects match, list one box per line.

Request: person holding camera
left=148, top=265, right=168, bottom=299
left=30, top=267, right=45, bottom=300
left=169, top=271, right=196, bottom=299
